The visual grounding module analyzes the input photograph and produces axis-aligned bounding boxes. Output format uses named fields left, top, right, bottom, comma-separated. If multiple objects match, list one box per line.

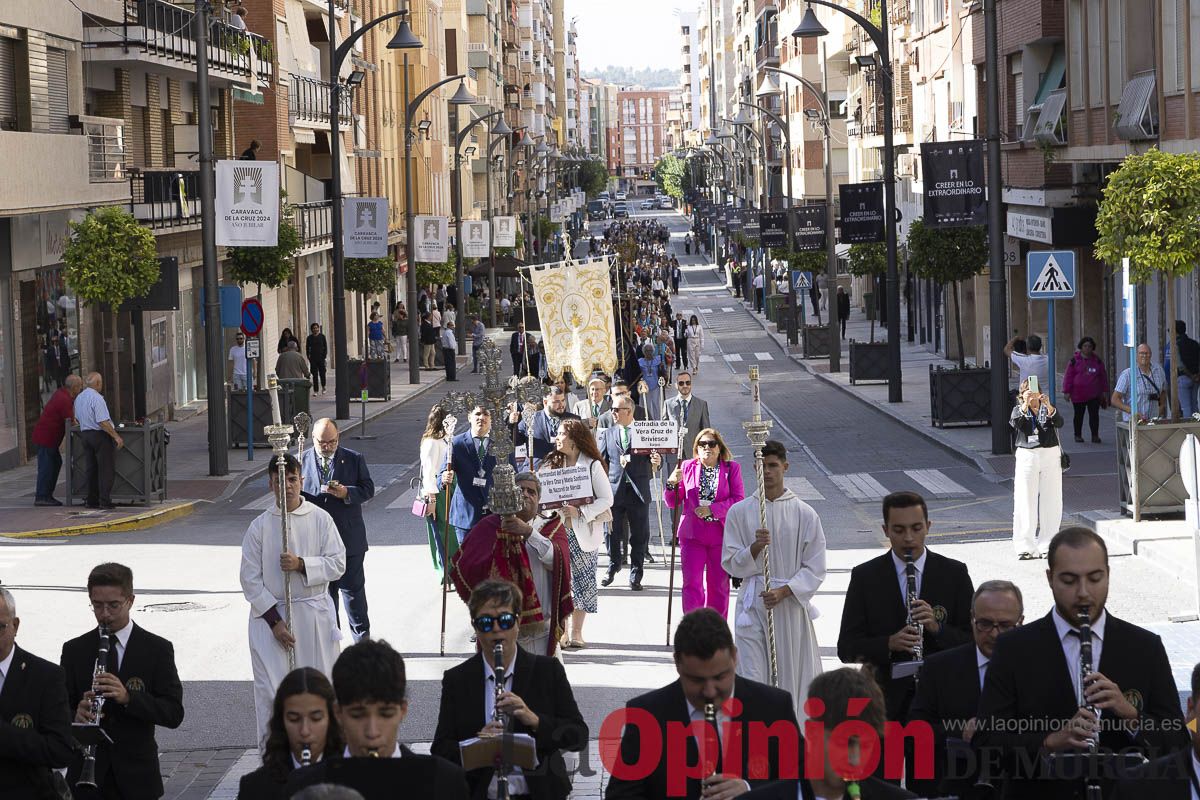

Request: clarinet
left=703, top=702, right=719, bottom=777
left=493, top=642, right=510, bottom=800
left=1077, top=607, right=1100, bottom=751
left=300, top=746, right=312, bottom=766
left=904, top=551, right=923, bottom=661
left=76, top=624, right=110, bottom=789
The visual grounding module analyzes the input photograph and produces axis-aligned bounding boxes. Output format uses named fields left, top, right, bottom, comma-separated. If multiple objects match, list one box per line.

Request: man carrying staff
left=722, top=439, right=827, bottom=724
left=240, top=453, right=346, bottom=750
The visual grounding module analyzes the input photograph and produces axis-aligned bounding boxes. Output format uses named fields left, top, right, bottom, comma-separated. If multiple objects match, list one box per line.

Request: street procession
left=4, top=0, right=1200, bottom=799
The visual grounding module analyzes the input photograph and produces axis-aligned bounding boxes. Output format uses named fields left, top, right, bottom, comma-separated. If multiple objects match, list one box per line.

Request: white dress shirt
left=977, top=646, right=990, bottom=689
left=891, top=548, right=927, bottom=606
left=109, top=620, right=133, bottom=671
left=482, top=656, right=529, bottom=798
left=685, top=692, right=748, bottom=790
left=1052, top=606, right=1106, bottom=702
left=0, top=646, right=14, bottom=696
left=1190, top=750, right=1200, bottom=800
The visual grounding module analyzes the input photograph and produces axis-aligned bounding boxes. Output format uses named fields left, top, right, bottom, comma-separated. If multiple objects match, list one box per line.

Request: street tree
left=63, top=205, right=160, bottom=419
left=1094, top=148, right=1200, bottom=420
left=577, top=159, right=610, bottom=197
left=346, top=257, right=396, bottom=359
left=654, top=154, right=688, bottom=200
left=906, top=218, right=987, bottom=368
left=846, top=242, right=888, bottom=343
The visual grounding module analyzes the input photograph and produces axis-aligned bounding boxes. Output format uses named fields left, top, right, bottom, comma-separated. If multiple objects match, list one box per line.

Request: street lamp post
left=485, top=123, right=520, bottom=328
left=328, top=3, right=420, bottom=420
left=984, top=0, right=1010, bottom=453
left=794, top=2, right=902, bottom=400
left=403, top=67, right=473, bottom=384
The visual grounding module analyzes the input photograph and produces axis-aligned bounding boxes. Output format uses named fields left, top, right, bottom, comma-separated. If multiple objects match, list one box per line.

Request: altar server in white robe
left=722, top=439, right=826, bottom=724
left=240, top=453, right=346, bottom=750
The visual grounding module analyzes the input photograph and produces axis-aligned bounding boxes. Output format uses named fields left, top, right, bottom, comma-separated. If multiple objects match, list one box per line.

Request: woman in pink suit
left=664, top=428, right=744, bottom=615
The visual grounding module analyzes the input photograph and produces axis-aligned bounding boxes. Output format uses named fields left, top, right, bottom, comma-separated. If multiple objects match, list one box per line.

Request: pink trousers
left=680, top=537, right=729, bottom=616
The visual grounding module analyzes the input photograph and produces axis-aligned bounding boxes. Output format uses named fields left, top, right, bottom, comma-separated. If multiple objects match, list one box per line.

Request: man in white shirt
left=753, top=271, right=766, bottom=313
left=228, top=333, right=248, bottom=390
left=1005, top=333, right=1049, bottom=391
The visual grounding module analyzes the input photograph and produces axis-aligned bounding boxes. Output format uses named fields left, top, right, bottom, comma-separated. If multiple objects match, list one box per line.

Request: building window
left=1087, top=0, right=1103, bottom=106
left=0, top=35, right=15, bottom=131
left=1068, top=0, right=1083, bottom=109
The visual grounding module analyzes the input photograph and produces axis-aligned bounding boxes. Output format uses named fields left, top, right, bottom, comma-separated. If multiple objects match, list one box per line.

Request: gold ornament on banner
left=528, top=256, right=618, bottom=380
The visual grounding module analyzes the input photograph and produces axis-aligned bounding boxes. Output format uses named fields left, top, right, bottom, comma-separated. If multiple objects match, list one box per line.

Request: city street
left=5, top=209, right=1198, bottom=798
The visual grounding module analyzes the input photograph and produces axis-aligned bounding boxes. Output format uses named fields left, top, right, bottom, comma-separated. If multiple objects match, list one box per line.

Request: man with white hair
left=0, top=588, right=75, bottom=798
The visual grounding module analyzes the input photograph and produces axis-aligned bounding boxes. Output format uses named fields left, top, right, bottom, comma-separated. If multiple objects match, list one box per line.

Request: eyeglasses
left=677, top=380, right=691, bottom=386
left=973, top=618, right=1018, bottom=634
left=697, top=440, right=719, bottom=448
left=316, top=438, right=339, bottom=446
left=472, top=612, right=517, bottom=633
left=89, top=600, right=128, bottom=613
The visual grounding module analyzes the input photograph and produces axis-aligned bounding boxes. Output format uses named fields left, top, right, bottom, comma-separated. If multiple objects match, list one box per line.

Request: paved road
left=6, top=207, right=1197, bottom=798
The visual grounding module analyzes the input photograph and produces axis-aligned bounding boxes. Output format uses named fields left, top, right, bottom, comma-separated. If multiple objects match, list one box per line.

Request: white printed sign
left=216, top=160, right=280, bottom=246
left=631, top=420, right=680, bottom=454
left=343, top=197, right=388, bottom=258
left=538, top=465, right=594, bottom=510
left=414, top=215, right=449, bottom=263
left=493, top=216, right=517, bottom=248
left=462, top=220, right=490, bottom=258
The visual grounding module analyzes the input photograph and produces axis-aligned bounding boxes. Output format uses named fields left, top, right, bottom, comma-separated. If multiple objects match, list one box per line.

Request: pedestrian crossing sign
left=1027, top=250, right=1076, bottom=299
left=792, top=271, right=812, bottom=291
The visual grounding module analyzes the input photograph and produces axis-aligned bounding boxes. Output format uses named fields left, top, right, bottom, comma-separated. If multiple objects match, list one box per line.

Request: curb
left=738, top=298, right=998, bottom=475
left=2, top=501, right=197, bottom=539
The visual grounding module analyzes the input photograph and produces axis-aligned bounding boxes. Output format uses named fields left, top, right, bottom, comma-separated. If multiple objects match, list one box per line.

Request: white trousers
left=1012, top=445, right=1063, bottom=554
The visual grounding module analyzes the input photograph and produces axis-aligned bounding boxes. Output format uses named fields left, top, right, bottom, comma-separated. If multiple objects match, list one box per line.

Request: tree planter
left=1116, top=419, right=1200, bottom=518
left=849, top=340, right=890, bottom=384
left=229, top=389, right=275, bottom=448
left=346, top=358, right=391, bottom=402
left=929, top=365, right=991, bottom=426
left=802, top=325, right=830, bottom=359
left=66, top=421, right=168, bottom=505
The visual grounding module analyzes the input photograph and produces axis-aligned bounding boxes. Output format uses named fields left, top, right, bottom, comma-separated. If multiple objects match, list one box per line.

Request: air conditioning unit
left=896, top=152, right=915, bottom=178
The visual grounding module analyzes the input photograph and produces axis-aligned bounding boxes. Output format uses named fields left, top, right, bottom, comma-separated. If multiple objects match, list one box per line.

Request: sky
left=565, top=0, right=684, bottom=73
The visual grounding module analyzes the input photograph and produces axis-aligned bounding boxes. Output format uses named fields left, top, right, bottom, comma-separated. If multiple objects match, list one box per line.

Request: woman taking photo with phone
left=1009, top=377, right=1064, bottom=560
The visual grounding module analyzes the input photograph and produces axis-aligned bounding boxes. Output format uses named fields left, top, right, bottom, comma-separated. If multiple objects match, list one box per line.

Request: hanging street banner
left=838, top=182, right=886, bottom=243
left=342, top=197, right=388, bottom=258
left=920, top=140, right=986, bottom=227
left=743, top=211, right=761, bottom=244
left=413, top=215, right=449, bottom=263
left=462, top=220, right=490, bottom=258
left=493, top=216, right=517, bottom=248
left=215, top=160, right=279, bottom=246
left=527, top=255, right=618, bottom=379
left=726, top=208, right=744, bottom=231
left=793, top=205, right=827, bottom=252
left=759, top=212, right=788, bottom=248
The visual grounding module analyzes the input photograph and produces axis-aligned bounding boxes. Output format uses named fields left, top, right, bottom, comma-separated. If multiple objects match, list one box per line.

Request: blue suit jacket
left=598, top=424, right=652, bottom=504
left=441, top=430, right=498, bottom=531
left=514, top=410, right=581, bottom=470
left=300, top=446, right=375, bottom=556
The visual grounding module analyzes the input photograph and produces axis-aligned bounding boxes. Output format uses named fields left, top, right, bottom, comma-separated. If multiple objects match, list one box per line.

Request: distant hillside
left=582, top=66, right=680, bottom=89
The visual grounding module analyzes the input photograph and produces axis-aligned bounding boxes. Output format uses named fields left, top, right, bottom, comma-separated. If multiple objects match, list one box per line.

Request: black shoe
left=601, top=567, right=618, bottom=587
left=645, top=552, right=656, bottom=563
left=34, top=497, right=62, bottom=507
left=1092, top=436, right=1102, bottom=444
left=84, top=502, right=101, bottom=509
left=1074, top=435, right=1084, bottom=443
left=630, top=580, right=644, bottom=591
left=100, top=501, right=116, bottom=510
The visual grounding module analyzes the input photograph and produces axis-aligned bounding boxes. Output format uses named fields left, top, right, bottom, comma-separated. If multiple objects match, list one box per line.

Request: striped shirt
left=74, top=387, right=112, bottom=431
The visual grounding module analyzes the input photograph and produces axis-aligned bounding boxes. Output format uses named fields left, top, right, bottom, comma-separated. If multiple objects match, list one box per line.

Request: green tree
left=415, top=256, right=456, bottom=290
left=907, top=218, right=988, bottom=368
left=225, top=215, right=303, bottom=296
left=346, top=257, right=396, bottom=358
left=577, top=159, right=610, bottom=197
left=1095, top=149, right=1200, bottom=419
left=63, top=206, right=160, bottom=418
left=846, top=242, right=888, bottom=342
left=655, top=154, right=687, bottom=200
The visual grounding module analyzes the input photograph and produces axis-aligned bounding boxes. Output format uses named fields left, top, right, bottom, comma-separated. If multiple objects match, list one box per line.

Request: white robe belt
left=735, top=573, right=820, bottom=629
left=282, top=592, right=344, bottom=643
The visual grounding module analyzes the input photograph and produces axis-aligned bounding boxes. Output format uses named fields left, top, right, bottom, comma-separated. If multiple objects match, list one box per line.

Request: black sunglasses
left=697, top=440, right=719, bottom=448
left=472, top=612, right=517, bottom=633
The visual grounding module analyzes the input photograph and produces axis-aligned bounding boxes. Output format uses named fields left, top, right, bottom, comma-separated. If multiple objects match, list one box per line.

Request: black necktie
left=107, top=634, right=119, bottom=673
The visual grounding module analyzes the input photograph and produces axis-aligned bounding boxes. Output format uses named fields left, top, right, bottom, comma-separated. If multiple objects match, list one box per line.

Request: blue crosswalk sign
left=792, top=271, right=812, bottom=292
left=1027, top=250, right=1076, bottom=299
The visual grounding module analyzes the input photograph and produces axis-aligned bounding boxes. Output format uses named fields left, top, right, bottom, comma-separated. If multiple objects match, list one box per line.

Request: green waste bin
left=864, top=292, right=876, bottom=321
left=279, top=378, right=312, bottom=416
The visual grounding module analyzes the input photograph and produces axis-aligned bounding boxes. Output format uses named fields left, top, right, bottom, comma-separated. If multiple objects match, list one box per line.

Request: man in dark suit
left=510, top=323, right=534, bottom=377
left=433, top=579, right=588, bottom=799
left=441, top=405, right=500, bottom=546
left=605, top=609, right=800, bottom=799
left=511, top=387, right=580, bottom=470
left=301, top=417, right=376, bottom=642
left=286, top=639, right=470, bottom=799
left=0, top=588, right=74, bottom=800
left=598, top=395, right=658, bottom=591
left=672, top=313, right=689, bottom=369
left=305, top=322, right=328, bottom=394
left=1113, top=660, right=1198, bottom=800
left=60, top=563, right=184, bottom=799
left=837, top=491, right=975, bottom=723
left=662, top=371, right=711, bottom=474
left=974, top=526, right=1188, bottom=800
left=908, top=579, right=1025, bottom=798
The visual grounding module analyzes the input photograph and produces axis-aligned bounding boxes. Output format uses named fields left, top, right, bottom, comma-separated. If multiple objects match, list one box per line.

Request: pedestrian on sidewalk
left=1111, top=343, right=1168, bottom=422
left=672, top=312, right=688, bottom=370
left=391, top=301, right=407, bottom=363
left=671, top=262, right=682, bottom=294
left=305, top=323, right=327, bottom=394
left=32, top=374, right=82, bottom=506
left=229, top=332, right=248, bottom=390
left=76, top=373, right=123, bottom=509
left=440, top=321, right=457, bottom=382
left=366, top=313, right=385, bottom=360
left=420, top=313, right=437, bottom=370
left=684, top=234, right=692, bottom=255
left=277, top=328, right=299, bottom=355
left=469, top=315, right=485, bottom=373
left=754, top=270, right=765, bottom=313
left=1164, top=319, right=1200, bottom=418
left=1061, top=336, right=1109, bottom=443
left=1005, top=333, right=1049, bottom=394
left=274, top=340, right=310, bottom=380
left=686, top=314, right=703, bottom=374
left=1010, top=379, right=1064, bottom=560
left=837, top=286, right=851, bottom=337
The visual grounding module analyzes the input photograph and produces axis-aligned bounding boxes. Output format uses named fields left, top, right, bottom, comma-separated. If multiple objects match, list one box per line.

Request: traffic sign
left=792, top=271, right=813, bottom=292
left=1027, top=250, right=1076, bottom=299
left=240, top=298, right=264, bottom=337
left=244, top=337, right=260, bottom=360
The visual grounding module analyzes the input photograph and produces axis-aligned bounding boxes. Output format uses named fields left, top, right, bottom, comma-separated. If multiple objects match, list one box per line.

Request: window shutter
left=46, top=47, right=69, bottom=133
left=0, top=37, right=15, bottom=130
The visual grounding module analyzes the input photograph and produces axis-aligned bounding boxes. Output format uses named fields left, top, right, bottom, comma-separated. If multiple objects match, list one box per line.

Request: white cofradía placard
left=537, top=465, right=594, bottom=510
left=493, top=216, right=517, bottom=248
left=462, top=220, right=490, bottom=258
left=215, top=160, right=279, bottom=246
left=631, top=421, right=680, bottom=454
left=343, top=197, right=388, bottom=258
left=414, top=215, right=449, bottom=263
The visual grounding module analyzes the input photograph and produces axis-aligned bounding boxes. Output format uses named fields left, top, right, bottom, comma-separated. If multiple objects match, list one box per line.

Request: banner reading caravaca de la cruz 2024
left=920, top=140, right=986, bottom=227
left=216, top=160, right=280, bottom=246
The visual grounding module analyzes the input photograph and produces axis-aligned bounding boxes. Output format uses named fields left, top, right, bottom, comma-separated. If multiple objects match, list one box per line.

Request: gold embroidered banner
left=528, top=256, right=617, bottom=380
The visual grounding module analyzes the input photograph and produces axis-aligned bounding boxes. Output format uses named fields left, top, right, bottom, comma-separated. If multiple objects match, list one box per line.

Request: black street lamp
left=793, top=1, right=903, bottom=402
left=329, top=3, right=421, bottom=420
left=485, top=121, right=518, bottom=328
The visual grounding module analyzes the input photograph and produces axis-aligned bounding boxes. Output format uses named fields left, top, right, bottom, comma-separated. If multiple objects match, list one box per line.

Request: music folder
left=459, top=733, right=539, bottom=771
left=71, top=722, right=113, bottom=747
left=891, top=659, right=923, bottom=679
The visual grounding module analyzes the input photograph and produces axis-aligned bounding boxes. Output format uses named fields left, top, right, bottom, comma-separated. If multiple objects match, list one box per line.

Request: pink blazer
left=664, top=458, right=745, bottom=546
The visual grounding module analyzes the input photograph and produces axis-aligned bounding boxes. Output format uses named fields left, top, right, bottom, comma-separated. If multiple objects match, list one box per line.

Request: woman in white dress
left=539, top=419, right=614, bottom=649
left=419, top=405, right=455, bottom=571
left=685, top=314, right=703, bottom=374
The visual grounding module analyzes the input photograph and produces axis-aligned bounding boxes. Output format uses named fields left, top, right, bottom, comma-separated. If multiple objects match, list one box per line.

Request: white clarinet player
left=722, top=439, right=827, bottom=725
left=240, top=452, right=346, bottom=751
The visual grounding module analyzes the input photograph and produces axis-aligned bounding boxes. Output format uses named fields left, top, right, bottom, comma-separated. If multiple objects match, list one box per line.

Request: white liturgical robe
left=241, top=499, right=347, bottom=749
left=722, top=489, right=826, bottom=724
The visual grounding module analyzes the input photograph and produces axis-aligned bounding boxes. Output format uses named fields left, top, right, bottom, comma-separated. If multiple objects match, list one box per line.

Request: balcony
left=75, top=115, right=128, bottom=183
left=0, top=129, right=131, bottom=215
left=129, top=169, right=201, bottom=232
left=755, top=42, right=779, bottom=68
left=293, top=201, right=334, bottom=251
left=84, top=0, right=273, bottom=87
left=289, top=75, right=353, bottom=127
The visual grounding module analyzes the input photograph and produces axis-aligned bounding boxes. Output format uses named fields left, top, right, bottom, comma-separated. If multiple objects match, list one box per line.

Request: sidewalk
left=0, top=355, right=467, bottom=538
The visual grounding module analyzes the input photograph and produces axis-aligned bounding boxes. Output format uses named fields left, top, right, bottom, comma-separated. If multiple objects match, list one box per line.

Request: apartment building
left=696, top=0, right=737, bottom=139
left=617, top=88, right=671, bottom=195
left=678, top=11, right=703, bottom=142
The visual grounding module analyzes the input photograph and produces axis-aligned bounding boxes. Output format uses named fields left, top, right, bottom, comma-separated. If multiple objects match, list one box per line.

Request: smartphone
left=1027, top=375, right=1040, bottom=395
